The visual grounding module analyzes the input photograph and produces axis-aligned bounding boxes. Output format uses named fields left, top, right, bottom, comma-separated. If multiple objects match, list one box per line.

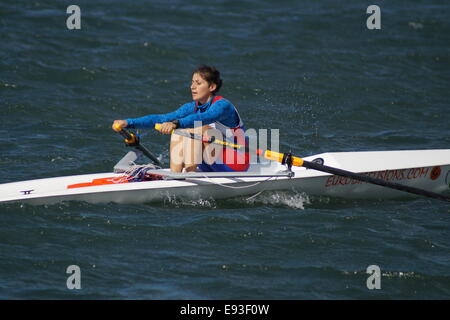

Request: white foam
left=244, top=191, right=311, bottom=210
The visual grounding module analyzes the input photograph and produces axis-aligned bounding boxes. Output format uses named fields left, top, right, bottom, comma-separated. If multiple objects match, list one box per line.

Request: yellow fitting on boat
left=291, top=156, right=304, bottom=167
left=125, top=134, right=137, bottom=144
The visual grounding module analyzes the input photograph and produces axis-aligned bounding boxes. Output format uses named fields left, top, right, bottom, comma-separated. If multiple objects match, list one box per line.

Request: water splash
left=243, top=190, right=311, bottom=210
left=408, top=22, right=424, bottom=30
left=162, top=195, right=217, bottom=209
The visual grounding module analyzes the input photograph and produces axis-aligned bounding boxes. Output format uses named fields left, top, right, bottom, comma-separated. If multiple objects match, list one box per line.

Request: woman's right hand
left=112, top=120, right=128, bottom=132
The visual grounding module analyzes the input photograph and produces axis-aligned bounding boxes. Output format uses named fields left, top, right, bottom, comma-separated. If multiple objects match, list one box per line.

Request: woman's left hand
left=159, top=122, right=177, bottom=134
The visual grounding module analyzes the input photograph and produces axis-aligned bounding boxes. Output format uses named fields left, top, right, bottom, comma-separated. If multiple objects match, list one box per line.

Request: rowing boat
left=0, top=132, right=449, bottom=205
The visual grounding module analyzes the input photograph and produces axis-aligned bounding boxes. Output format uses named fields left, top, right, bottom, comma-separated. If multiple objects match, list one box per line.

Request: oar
left=114, top=125, right=162, bottom=166
left=154, top=123, right=450, bottom=202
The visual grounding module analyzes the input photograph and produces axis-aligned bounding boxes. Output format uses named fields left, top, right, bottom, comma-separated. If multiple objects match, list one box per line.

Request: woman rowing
left=112, top=65, right=249, bottom=173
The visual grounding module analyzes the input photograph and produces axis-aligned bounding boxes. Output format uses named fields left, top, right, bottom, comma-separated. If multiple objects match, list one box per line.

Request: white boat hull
left=1, top=150, right=449, bottom=205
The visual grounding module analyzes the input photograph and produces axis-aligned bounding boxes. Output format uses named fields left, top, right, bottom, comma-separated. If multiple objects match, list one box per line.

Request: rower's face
left=191, top=73, right=216, bottom=103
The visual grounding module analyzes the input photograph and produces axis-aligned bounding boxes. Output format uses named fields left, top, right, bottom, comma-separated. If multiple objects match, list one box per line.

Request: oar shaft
left=302, top=161, right=450, bottom=202
left=115, top=126, right=162, bottom=166
left=115, top=126, right=138, bottom=145
left=135, top=144, right=162, bottom=166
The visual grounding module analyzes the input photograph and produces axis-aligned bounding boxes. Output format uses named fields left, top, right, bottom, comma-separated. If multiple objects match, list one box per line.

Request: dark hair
left=192, top=65, right=222, bottom=94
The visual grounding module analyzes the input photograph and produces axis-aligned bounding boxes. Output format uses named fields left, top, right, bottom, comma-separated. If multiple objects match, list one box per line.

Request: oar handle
left=114, top=124, right=139, bottom=146
left=154, top=123, right=236, bottom=145
left=154, top=123, right=162, bottom=132
left=154, top=123, right=175, bottom=135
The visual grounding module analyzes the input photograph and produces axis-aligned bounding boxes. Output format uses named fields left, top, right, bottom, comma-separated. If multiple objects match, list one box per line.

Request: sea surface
left=0, top=0, right=449, bottom=299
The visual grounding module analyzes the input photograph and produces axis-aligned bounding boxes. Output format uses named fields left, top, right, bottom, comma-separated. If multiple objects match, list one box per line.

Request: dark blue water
left=0, top=0, right=449, bottom=299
